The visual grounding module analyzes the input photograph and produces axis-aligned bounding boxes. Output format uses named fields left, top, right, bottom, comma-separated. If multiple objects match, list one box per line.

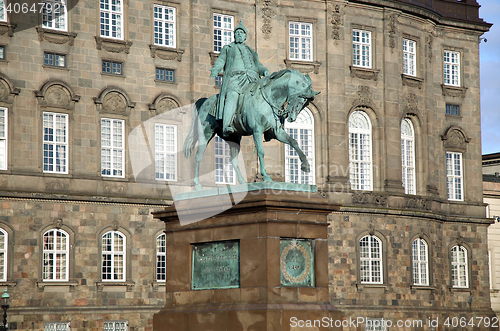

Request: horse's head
left=285, top=71, right=320, bottom=122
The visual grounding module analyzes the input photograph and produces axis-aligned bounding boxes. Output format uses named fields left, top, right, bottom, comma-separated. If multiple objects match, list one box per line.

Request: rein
left=260, top=88, right=286, bottom=117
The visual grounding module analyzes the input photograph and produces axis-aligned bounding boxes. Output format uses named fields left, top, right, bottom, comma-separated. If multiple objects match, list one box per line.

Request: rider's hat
left=234, top=20, right=247, bottom=34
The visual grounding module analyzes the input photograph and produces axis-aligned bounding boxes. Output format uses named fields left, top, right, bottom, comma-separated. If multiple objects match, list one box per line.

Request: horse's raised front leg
left=193, top=129, right=214, bottom=191
left=252, top=131, right=273, bottom=182
left=275, top=128, right=310, bottom=173
left=228, top=140, right=246, bottom=184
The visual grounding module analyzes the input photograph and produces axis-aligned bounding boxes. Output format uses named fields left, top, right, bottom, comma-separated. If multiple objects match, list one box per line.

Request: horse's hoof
left=301, top=164, right=311, bottom=173
left=195, top=184, right=203, bottom=191
left=263, top=176, right=273, bottom=182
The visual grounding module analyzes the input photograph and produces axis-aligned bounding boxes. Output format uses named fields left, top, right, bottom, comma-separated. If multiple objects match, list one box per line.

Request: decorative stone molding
left=95, top=36, right=133, bottom=54
left=331, top=4, right=343, bottom=43
left=387, top=14, right=398, bottom=52
left=0, top=22, right=16, bottom=37
left=36, top=27, right=77, bottom=46
left=94, top=87, right=135, bottom=115
left=36, top=281, right=78, bottom=292
left=349, top=66, right=380, bottom=81
left=209, top=52, right=219, bottom=66
left=53, top=218, right=63, bottom=229
left=405, top=197, right=432, bottom=211
left=352, top=193, right=388, bottom=207
left=103, top=183, right=126, bottom=194
left=427, top=33, right=434, bottom=63
left=441, top=84, right=467, bottom=98
left=355, top=283, right=389, bottom=293
left=111, top=220, right=120, bottom=231
left=403, top=93, right=419, bottom=116
left=96, top=281, right=135, bottom=292
left=352, top=86, right=376, bottom=110
left=149, top=93, right=181, bottom=116
left=284, top=59, right=321, bottom=74
left=45, top=179, right=70, bottom=192
left=0, top=72, right=20, bottom=104
left=401, top=74, right=423, bottom=89
left=35, top=80, right=80, bottom=110
left=410, top=285, right=436, bottom=294
left=440, top=126, right=470, bottom=152
left=261, top=0, right=275, bottom=40
left=149, top=45, right=184, bottom=61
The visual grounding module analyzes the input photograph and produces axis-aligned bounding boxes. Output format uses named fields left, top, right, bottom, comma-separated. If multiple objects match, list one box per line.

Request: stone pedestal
left=152, top=186, right=342, bottom=331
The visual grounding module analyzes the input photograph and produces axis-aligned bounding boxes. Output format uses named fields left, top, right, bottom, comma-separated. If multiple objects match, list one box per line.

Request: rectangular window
left=43, top=112, right=68, bottom=174
left=100, top=0, right=123, bottom=39
left=153, top=4, right=175, bottom=48
left=104, top=321, right=128, bottom=331
left=214, top=136, right=235, bottom=184
left=365, top=319, right=387, bottom=331
left=289, top=22, right=312, bottom=61
left=446, top=104, right=460, bottom=116
left=215, top=75, right=223, bottom=87
left=44, top=52, right=66, bottom=67
left=451, top=245, right=468, bottom=288
left=403, top=38, right=416, bottom=76
left=102, top=60, right=123, bottom=75
left=446, top=152, right=463, bottom=201
left=156, top=234, right=166, bottom=282
left=155, top=68, right=174, bottom=82
left=155, top=123, right=177, bottom=181
left=101, top=118, right=124, bottom=178
left=45, top=322, right=71, bottom=331
left=42, top=0, right=67, bottom=31
left=213, top=13, right=233, bottom=53
left=0, top=107, right=6, bottom=170
left=444, top=50, right=460, bottom=86
left=0, top=45, right=5, bottom=60
left=352, top=29, right=371, bottom=68
left=0, top=0, right=6, bottom=22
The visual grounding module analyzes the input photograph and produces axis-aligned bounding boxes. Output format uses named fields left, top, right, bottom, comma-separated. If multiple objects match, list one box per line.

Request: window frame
left=352, top=28, right=372, bottom=68
left=102, top=59, right=123, bottom=76
left=101, top=230, right=126, bottom=282
left=450, top=245, right=469, bottom=289
left=156, top=233, right=166, bottom=282
left=0, top=107, right=7, bottom=170
left=443, top=49, right=460, bottom=87
left=348, top=110, right=373, bottom=191
left=288, top=21, right=313, bottom=62
left=42, top=228, right=70, bottom=282
left=401, top=118, right=416, bottom=195
left=213, top=12, right=234, bottom=53
left=154, top=123, right=177, bottom=182
left=214, top=136, right=235, bottom=185
left=446, top=151, right=464, bottom=201
left=402, top=38, right=416, bottom=77
left=44, top=322, right=71, bottom=331
left=359, top=235, right=383, bottom=284
left=44, top=52, right=67, bottom=68
left=42, top=0, right=68, bottom=32
left=284, top=107, right=315, bottom=185
left=412, top=238, right=429, bottom=286
left=445, top=104, right=460, bottom=116
left=104, top=321, right=128, bottom=331
left=101, top=118, right=125, bottom=178
left=153, top=4, right=176, bottom=48
left=99, top=0, right=124, bottom=40
left=43, top=112, right=69, bottom=174
left=0, top=228, right=7, bottom=282
left=155, top=67, right=175, bottom=83
left=0, top=0, right=6, bottom=22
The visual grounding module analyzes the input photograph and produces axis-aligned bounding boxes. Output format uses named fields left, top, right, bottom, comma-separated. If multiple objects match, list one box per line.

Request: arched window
left=349, top=111, right=372, bottom=191
left=43, top=229, right=69, bottom=281
left=102, top=231, right=126, bottom=281
left=284, top=108, right=315, bottom=184
left=401, top=118, right=416, bottom=195
left=0, top=228, right=7, bottom=282
left=412, top=238, right=428, bottom=286
left=359, top=235, right=382, bottom=284
left=451, top=245, right=468, bottom=288
left=156, top=233, right=166, bottom=282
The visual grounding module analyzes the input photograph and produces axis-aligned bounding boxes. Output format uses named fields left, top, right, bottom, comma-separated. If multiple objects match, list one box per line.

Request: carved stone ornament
left=441, top=126, right=470, bottom=152
left=284, top=59, right=321, bottom=74
left=401, top=74, right=423, bottom=89
left=352, top=193, right=388, bottom=207
left=36, top=27, right=77, bottom=46
left=387, top=14, right=398, bottom=52
left=35, top=80, right=80, bottom=110
left=149, top=45, right=184, bottom=61
left=111, top=220, right=120, bottom=231
left=331, top=4, right=343, bottom=43
left=53, top=218, right=63, bottom=229
left=349, top=66, right=380, bottom=81
left=0, top=22, right=16, bottom=37
left=209, top=52, right=219, bottom=66
left=404, top=93, right=418, bottom=116
left=45, top=179, right=69, bottom=192
left=95, top=36, right=133, bottom=54
left=456, top=236, right=465, bottom=246
left=352, top=85, right=376, bottom=109
left=104, top=183, right=126, bottom=194
left=149, top=93, right=181, bottom=116
left=427, top=33, right=434, bottom=63
left=0, top=73, right=20, bottom=104
left=441, top=85, right=467, bottom=98
left=405, top=198, right=432, bottom=211
left=261, top=0, right=275, bottom=40
left=368, top=224, right=375, bottom=236
left=94, top=87, right=135, bottom=115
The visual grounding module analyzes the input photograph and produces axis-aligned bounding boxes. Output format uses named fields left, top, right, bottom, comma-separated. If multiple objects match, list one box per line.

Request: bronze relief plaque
left=191, top=241, right=240, bottom=290
left=280, top=239, right=314, bottom=287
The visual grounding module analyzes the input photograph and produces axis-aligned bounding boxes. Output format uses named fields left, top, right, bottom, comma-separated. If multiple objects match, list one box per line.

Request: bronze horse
left=183, top=69, right=319, bottom=190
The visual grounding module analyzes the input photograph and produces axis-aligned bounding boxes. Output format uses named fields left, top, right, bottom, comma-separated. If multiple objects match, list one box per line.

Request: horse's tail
left=183, top=98, right=206, bottom=158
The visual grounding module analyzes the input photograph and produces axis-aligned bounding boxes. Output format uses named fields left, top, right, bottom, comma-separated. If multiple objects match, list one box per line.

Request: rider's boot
left=223, top=94, right=237, bottom=137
